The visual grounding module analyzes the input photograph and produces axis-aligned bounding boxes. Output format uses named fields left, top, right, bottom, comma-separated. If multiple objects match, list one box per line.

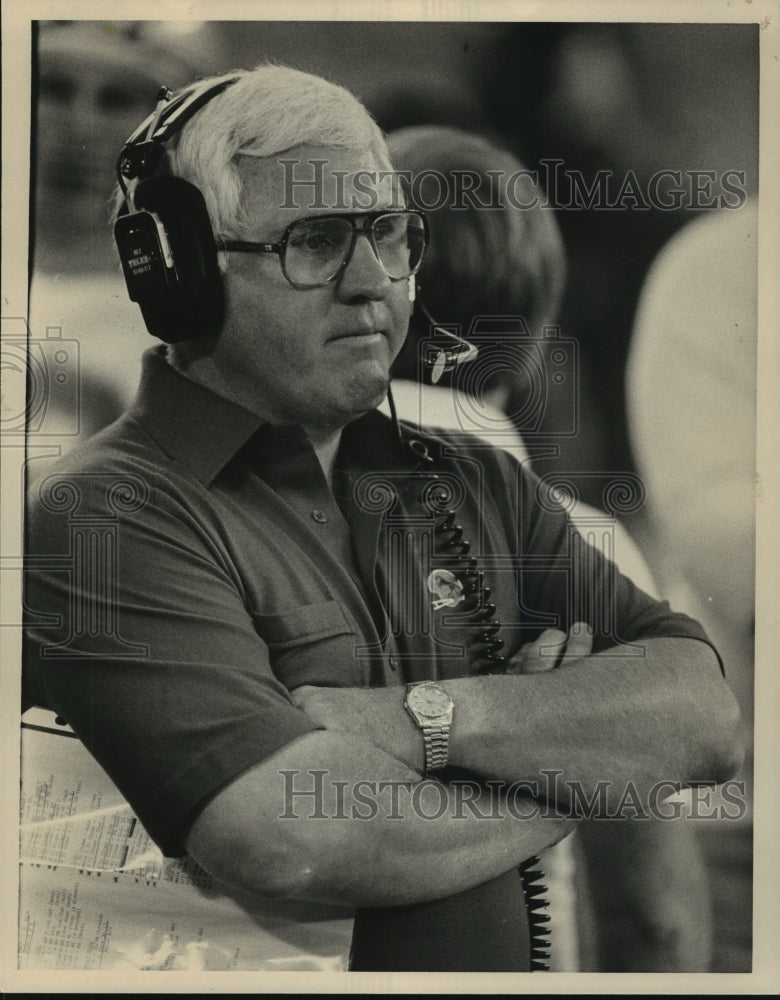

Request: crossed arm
left=290, top=635, right=742, bottom=803
left=26, top=458, right=745, bottom=916
left=183, top=727, right=574, bottom=907
left=183, top=627, right=589, bottom=907
left=183, top=628, right=743, bottom=908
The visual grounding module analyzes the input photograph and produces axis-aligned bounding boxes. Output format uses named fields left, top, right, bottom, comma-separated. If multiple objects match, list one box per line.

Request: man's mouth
left=329, top=328, right=384, bottom=343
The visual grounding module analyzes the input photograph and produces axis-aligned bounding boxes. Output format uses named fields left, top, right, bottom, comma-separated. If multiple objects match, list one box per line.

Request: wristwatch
left=404, top=681, right=455, bottom=773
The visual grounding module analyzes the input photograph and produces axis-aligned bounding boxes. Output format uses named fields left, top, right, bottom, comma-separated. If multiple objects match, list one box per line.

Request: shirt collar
left=129, top=347, right=424, bottom=486
left=129, top=346, right=264, bottom=485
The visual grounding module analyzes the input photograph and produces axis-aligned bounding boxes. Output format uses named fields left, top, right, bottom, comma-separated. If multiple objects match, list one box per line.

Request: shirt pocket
left=250, top=600, right=360, bottom=690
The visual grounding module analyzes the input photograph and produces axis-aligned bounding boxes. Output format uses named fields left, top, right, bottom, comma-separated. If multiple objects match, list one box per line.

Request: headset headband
left=118, top=73, right=241, bottom=183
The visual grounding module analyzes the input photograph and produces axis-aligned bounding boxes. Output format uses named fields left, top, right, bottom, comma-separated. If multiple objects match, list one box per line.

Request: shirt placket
left=259, top=428, right=394, bottom=686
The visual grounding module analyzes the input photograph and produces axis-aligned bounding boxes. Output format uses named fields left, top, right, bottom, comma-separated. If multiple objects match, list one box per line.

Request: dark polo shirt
left=24, top=346, right=719, bottom=971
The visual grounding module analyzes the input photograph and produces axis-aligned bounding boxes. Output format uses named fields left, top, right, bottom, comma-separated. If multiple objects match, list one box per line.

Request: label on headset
left=114, top=211, right=177, bottom=302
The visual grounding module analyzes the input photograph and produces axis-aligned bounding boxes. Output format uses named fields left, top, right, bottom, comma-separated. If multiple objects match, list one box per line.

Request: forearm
left=183, top=729, right=573, bottom=908
left=446, top=638, right=743, bottom=804
left=296, top=638, right=743, bottom=807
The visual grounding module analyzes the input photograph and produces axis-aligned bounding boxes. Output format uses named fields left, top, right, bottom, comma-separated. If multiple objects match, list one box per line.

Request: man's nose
left=336, top=232, right=393, bottom=302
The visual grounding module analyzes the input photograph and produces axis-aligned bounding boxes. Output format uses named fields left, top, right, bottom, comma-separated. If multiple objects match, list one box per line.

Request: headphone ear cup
left=131, top=177, right=224, bottom=342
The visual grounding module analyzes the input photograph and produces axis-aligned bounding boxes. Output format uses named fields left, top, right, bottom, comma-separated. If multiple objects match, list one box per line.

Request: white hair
left=165, top=63, right=391, bottom=238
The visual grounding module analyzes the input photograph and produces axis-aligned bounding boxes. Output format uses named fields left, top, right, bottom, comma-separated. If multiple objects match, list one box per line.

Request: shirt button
left=311, top=509, right=328, bottom=523
left=389, top=656, right=400, bottom=670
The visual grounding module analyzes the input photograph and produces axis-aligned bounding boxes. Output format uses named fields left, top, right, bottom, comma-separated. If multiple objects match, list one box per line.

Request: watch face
left=409, top=684, right=451, bottom=719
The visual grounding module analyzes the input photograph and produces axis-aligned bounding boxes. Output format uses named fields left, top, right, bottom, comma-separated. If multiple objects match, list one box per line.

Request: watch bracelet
left=423, top=724, right=450, bottom=771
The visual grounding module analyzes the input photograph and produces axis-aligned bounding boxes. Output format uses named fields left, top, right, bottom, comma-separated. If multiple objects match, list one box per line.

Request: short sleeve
left=24, top=461, right=320, bottom=856
left=512, top=456, right=724, bottom=671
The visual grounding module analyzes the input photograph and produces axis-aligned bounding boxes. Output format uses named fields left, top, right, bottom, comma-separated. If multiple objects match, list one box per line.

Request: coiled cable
left=409, top=436, right=552, bottom=970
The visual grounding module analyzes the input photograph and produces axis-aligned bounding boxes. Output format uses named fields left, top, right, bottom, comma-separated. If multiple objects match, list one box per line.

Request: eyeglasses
left=219, top=209, right=428, bottom=289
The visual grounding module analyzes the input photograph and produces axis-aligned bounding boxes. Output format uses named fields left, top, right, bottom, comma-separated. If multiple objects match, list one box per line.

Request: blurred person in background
left=472, top=22, right=758, bottom=511
left=627, top=200, right=757, bottom=748
left=387, top=124, right=717, bottom=972
left=626, top=199, right=757, bottom=971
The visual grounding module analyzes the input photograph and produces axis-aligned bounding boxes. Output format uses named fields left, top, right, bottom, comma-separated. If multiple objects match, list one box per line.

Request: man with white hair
left=24, top=63, right=743, bottom=972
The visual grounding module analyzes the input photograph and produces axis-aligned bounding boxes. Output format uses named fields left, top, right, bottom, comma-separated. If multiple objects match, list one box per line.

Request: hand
left=507, top=622, right=593, bottom=674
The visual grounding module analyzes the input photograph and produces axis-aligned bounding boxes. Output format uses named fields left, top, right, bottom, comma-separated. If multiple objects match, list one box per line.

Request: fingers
left=289, top=684, right=317, bottom=708
left=527, top=628, right=568, bottom=673
left=510, top=628, right=567, bottom=674
left=560, top=622, right=594, bottom=664
left=508, top=622, right=593, bottom=674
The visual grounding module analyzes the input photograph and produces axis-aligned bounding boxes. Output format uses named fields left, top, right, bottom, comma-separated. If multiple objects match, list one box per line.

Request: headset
left=414, top=296, right=479, bottom=384
left=113, top=74, right=240, bottom=343
left=114, top=73, right=480, bottom=380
